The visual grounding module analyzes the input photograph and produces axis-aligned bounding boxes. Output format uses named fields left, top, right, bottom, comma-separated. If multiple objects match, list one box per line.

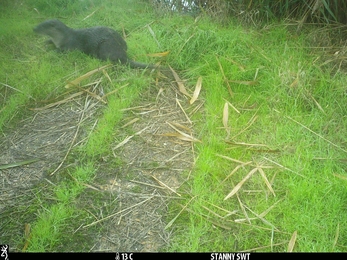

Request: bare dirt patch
left=0, top=68, right=198, bottom=252
left=89, top=79, right=197, bottom=252
left=0, top=97, right=100, bottom=210
left=0, top=87, right=103, bottom=249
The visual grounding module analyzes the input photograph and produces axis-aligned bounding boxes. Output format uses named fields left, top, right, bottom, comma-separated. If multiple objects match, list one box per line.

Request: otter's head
left=33, top=19, right=68, bottom=37
left=34, top=20, right=70, bottom=48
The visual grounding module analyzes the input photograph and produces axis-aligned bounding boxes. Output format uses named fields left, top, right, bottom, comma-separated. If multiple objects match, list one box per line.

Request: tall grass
left=151, top=0, right=347, bottom=24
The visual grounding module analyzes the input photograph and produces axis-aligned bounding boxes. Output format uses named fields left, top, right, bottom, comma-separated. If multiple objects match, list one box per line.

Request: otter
left=33, top=19, right=161, bottom=69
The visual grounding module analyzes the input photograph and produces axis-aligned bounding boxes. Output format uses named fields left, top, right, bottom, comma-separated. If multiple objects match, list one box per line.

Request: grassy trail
left=0, top=0, right=346, bottom=252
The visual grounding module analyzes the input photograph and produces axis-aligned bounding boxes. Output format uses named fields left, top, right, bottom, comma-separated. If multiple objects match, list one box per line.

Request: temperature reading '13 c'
left=116, top=252, right=133, bottom=260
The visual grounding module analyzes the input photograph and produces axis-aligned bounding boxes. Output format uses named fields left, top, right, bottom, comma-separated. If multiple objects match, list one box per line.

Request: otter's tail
left=127, top=60, right=161, bottom=70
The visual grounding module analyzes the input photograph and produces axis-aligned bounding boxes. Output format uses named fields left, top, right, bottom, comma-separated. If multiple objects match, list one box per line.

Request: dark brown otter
left=33, top=19, right=161, bottom=69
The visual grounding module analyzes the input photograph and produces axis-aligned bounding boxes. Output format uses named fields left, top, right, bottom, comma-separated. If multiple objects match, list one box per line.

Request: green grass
left=0, top=0, right=158, bottom=251
left=166, top=20, right=347, bottom=251
left=25, top=164, right=95, bottom=251
left=1, top=0, right=347, bottom=252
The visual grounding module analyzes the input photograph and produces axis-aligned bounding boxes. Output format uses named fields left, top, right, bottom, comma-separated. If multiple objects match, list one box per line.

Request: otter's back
left=72, top=27, right=128, bottom=63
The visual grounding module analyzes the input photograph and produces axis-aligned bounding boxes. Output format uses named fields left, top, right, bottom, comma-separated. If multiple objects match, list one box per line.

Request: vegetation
left=165, top=20, right=347, bottom=251
left=1, top=0, right=347, bottom=252
left=155, top=0, right=347, bottom=24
